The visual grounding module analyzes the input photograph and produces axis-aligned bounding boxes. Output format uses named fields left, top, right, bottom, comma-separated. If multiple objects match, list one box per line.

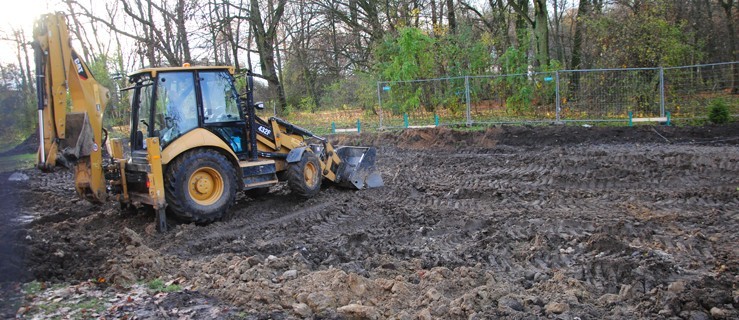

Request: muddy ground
left=1, top=124, right=738, bottom=319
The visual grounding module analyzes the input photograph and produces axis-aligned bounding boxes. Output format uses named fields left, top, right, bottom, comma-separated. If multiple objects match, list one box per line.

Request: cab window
left=200, top=71, right=241, bottom=123
left=154, top=72, right=198, bottom=147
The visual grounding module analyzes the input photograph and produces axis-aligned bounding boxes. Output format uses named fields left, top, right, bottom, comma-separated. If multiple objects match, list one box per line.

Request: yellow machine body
left=33, top=13, right=382, bottom=231
left=33, top=12, right=110, bottom=202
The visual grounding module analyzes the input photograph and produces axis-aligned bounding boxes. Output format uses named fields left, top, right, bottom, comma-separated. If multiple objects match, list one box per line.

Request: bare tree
left=509, top=0, right=550, bottom=67
left=459, top=0, right=513, bottom=48
left=718, top=0, right=737, bottom=93
left=69, top=0, right=196, bottom=66
left=249, top=0, right=288, bottom=110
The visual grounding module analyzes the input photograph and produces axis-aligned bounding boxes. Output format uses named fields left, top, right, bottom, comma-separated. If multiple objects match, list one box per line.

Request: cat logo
left=71, top=51, right=88, bottom=80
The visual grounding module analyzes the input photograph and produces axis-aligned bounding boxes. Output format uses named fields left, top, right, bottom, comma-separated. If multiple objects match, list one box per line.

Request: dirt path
left=2, top=124, right=738, bottom=319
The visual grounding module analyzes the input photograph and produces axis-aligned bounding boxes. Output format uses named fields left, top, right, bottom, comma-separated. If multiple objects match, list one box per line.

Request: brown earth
left=1, top=123, right=738, bottom=319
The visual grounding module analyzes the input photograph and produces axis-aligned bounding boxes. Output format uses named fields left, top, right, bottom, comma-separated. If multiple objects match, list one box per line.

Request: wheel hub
left=188, top=167, right=224, bottom=205
left=304, top=162, right=317, bottom=187
left=194, top=177, right=213, bottom=194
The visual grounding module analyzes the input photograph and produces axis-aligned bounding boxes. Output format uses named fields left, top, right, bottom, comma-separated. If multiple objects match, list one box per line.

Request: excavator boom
left=33, top=12, right=110, bottom=202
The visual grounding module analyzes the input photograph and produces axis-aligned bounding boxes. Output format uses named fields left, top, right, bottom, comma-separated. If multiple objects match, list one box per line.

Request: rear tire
left=287, top=151, right=322, bottom=198
left=165, top=149, right=237, bottom=223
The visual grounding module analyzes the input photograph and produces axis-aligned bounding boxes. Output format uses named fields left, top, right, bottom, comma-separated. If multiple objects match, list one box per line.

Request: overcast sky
left=0, top=0, right=67, bottom=65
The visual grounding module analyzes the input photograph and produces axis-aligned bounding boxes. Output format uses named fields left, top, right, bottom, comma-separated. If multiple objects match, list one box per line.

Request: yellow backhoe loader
left=33, top=12, right=382, bottom=231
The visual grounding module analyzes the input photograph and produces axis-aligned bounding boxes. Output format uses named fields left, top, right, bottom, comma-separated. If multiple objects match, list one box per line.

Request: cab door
left=198, top=70, right=247, bottom=157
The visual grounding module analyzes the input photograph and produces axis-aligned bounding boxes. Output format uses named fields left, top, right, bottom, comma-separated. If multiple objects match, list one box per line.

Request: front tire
left=287, top=151, right=322, bottom=198
left=165, top=149, right=237, bottom=223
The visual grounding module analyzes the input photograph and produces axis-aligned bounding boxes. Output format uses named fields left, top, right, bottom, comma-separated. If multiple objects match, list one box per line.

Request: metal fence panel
left=259, top=61, right=737, bottom=134
left=378, top=77, right=468, bottom=128
left=557, top=68, right=663, bottom=121
left=468, top=72, right=558, bottom=124
left=664, top=62, right=738, bottom=118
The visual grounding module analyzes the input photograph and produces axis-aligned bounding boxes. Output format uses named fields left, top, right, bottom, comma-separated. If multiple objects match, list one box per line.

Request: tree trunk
left=208, top=0, right=220, bottom=64
left=250, top=0, right=288, bottom=111
left=446, top=0, right=457, bottom=33
left=14, top=33, right=28, bottom=96
left=176, top=0, right=191, bottom=64
left=508, top=0, right=549, bottom=67
left=145, top=0, right=157, bottom=66
left=570, top=0, right=589, bottom=99
left=551, top=0, right=564, bottom=64
left=719, top=0, right=737, bottom=94
left=533, top=0, right=549, bottom=68
left=511, top=0, right=529, bottom=50
left=329, top=0, right=341, bottom=77
left=571, top=0, right=588, bottom=67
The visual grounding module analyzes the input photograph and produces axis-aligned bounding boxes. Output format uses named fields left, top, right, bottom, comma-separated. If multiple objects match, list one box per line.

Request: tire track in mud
left=360, top=142, right=739, bottom=302
left=10, top=124, right=739, bottom=319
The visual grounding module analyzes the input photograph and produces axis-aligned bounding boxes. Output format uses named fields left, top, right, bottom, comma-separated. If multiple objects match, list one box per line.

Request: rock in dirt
left=668, top=280, right=686, bottom=294
left=337, top=304, right=380, bottom=320
left=710, top=307, right=729, bottom=319
left=415, top=308, right=432, bottom=320
left=545, top=302, right=569, bottom=314
left=598, top=293, right=621, bottom=305
left=498, top=295, right=524, bottom=312
left=120, top=227, right=144, bottom=247
left=282, top=269, right=298, bottom=280
left=292, top=303, right=312, bottom=317
left=305, top=292, right=337, bottom=311
left=8, top=172, right=29, bottom=181
left=689, top=310, right=710, bottom=320
left=658, top=308, right=673, bottom=317
left=424, top=288, right=441, bottom=302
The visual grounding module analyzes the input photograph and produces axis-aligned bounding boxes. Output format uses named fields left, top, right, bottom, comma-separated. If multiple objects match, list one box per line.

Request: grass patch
left=35, top=297, right=105, bottom=318
left=147, top=278, right=182, bottom=293
left=22, top=281, right=44, bottom=295
left=0, top=153, right=35, bottom=172
left=74, top=297, right=105, bottom=313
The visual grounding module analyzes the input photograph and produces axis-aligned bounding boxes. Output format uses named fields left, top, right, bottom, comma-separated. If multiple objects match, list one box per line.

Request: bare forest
left=0, top=0, right=737, bottom=143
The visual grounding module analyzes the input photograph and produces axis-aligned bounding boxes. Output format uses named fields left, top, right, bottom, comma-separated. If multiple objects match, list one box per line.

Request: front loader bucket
left=334, top=146, right=384, bottom=189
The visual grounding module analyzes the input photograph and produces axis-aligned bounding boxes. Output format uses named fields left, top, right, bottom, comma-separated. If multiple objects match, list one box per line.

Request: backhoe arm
left=32, top=12, right=110, bottom=202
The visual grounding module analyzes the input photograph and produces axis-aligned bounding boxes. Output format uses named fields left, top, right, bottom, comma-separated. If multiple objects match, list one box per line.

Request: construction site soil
left=1, top=124, right=738, bottom=319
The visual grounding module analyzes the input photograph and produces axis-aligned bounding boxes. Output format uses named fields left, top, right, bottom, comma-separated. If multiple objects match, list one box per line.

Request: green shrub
left=708, top=99, right=730, bottom=124
left=299, top=96, right=317, bottom=113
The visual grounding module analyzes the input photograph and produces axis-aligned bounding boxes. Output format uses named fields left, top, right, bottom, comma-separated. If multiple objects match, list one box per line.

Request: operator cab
left=124, top=66, right=252, bottom=193
left=127, top=66, right=247, bottom=158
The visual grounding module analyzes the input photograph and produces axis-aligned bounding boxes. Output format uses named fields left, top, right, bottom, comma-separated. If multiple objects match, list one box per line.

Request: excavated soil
left=1, top=124, right=738, bottom=319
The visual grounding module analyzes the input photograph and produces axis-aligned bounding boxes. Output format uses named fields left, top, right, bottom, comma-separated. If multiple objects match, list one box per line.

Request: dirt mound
left=0, top=131, right=39, bottom=156
left=3, top=123, right=738, bottom=318
left=331, top=122, right=739, bottom=148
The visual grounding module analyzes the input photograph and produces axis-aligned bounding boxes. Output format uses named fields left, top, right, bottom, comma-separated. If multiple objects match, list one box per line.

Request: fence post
left=659, top=67, right=665, bottom=118
left=357, top=119, right=361, bottom=133
left=555, top=71, right=561, bottom=122
left=465, top=76, right=471, bottom=126
left=377, top=81, right=384, bottom=130
left=404, top=113, right=409, bottom=128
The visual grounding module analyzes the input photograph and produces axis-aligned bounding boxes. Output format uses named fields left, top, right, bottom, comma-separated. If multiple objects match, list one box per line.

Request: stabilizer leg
left=156, top=207, right=168, bottom=232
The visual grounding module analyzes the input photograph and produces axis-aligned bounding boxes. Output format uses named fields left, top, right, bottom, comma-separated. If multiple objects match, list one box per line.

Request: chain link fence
left=280, top=62, right=737, bottom=133
left=664, top=62, right=737, bottom=118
